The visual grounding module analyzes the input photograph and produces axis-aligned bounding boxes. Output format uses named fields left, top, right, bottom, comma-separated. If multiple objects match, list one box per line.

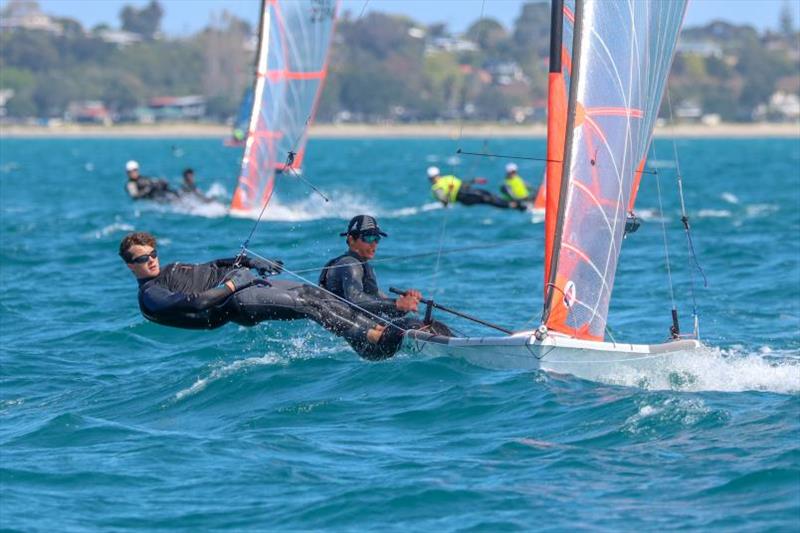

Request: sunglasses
left=359, top=234, right=381, bottom=244
left=129, top=250, right=158, bottom=264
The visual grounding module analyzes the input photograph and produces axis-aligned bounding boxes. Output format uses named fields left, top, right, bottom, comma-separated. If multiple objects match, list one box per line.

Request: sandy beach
left=1, top=121, right=798, bottom=138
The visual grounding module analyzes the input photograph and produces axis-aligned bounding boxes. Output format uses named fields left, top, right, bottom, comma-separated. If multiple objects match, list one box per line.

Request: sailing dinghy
left=230, top=0, right=337, bottom=215
left=402, top=0, right=702, bottom=380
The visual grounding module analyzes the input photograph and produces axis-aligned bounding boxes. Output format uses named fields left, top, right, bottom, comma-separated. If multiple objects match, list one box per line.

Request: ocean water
left=1, top=135, right=799, bottom=531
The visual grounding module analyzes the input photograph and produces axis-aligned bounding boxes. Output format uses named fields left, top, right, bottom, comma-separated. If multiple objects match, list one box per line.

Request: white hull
left=402, top=330, right=702, bottom=382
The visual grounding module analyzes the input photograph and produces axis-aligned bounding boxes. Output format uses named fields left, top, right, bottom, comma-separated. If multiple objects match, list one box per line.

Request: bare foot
left=367, top=324, right=386, bottom=344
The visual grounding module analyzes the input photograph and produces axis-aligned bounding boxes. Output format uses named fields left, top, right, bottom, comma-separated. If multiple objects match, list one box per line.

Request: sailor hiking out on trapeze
left=119, top=231, right=425, bottom=359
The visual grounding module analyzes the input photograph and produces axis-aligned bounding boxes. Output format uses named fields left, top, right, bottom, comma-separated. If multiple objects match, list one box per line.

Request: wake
left=602, top=345, right=800, bottom=394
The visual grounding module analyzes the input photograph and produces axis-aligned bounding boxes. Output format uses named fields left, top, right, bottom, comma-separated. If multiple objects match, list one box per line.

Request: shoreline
left=1, top=121, right=798, bottom=139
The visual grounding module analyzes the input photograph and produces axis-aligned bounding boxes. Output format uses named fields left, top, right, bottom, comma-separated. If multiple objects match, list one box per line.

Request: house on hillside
left=676, top=40, right=723, bottom=58
left=425, top=36, right=478, bottom=55
left=753, top=91, right=800, bottom=122
left=66, top=101, right=112, bottom=125
left=147, top=96, right=206, bottom=121
left=0, top=0, right=62, bottom=34
left=96, top=29, right=142, bottom=47
left=486, top=61, right=529, bottom=87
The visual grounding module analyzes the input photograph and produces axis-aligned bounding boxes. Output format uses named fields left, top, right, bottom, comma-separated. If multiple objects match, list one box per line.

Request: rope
left=357, top=0, right=370, bottom=19
left=457, top=149, right=561, bottom=164
left=666, top=89, right=706, bottom=336
left=429, top=195, right=452, bottom=296
left=290, top=237, right=539, bottom=274
left=235, top=153, right=286, bottom=263
left=455, top=0, right=486, bottom=148
left=651, top=143, right=677, bottom=312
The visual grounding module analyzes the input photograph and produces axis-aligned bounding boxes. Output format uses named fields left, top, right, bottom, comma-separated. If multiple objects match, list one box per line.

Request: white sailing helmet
left=427, top=166, right=440, bottom=178
left=125, top=160, right=139, bottom=172
left=505, top=162, right=518, bottom=173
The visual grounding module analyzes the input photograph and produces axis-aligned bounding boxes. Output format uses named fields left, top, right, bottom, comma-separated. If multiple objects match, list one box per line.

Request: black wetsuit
left=136, top=258, right=396, bottom=358
left=319, top=250, right=452, bottom=358
left=456, top=185, right=515, bottom=209
left=318, top=250, right=406, bottom=319
left=126, top=176, right=179, bottom=202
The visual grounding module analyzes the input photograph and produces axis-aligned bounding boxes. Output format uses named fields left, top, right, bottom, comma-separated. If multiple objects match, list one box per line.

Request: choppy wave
left=89, top=221, right=136, bottom=239
left=230, top=190, right=381, bottom=221
left=600, top=345, right=800, bottom=394
left=697, top=209, right=733, bottom=218
left=174, top=353, right=285, bottom=401
left=3, top=137, right=799, bottom=532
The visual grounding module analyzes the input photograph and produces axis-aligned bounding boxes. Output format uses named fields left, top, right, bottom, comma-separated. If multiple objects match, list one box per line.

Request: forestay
left=231, top=0, right=338, bottom=213
left=543, top=0, right=687, bottom=340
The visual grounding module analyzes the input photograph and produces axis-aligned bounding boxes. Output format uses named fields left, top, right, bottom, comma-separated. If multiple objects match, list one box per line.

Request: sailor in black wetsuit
left=125, top=160, right=179, bottom=202
left=119, top=231, right=393, bottom=357
left=319, top=215, right=451, bottom=356
left=179, top=168, right=213, bottom=203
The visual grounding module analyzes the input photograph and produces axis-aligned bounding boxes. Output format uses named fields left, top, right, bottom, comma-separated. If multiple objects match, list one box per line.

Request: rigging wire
left=457, top=149, right=561, bottom=165
left=455, top=0, right=487, bottom=149
left=357, top=0, right=371, bottom=19
left=666, top=88, right=707, bottom=337
left=651, top=143, right=678, bottom=312
left=429, top=0, right=487, bottom=296
left=290, top=237, right=540, bottom=274
left=243, top=247, right=411, bottom=333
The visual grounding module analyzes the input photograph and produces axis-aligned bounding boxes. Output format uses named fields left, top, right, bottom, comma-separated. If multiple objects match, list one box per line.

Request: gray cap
left=341, top=215, right=388, bottom=237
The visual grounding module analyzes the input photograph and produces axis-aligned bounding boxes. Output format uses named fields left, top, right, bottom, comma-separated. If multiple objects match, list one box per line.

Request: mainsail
left=230, top=87, right=254, bottom=146
left=542, top=0, right=687, bottom=340
left=231, top=0, right=338, bottom=213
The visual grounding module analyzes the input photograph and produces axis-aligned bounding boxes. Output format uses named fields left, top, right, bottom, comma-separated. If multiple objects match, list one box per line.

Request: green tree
left=1, top=30, right=60, bottom=72
left=120, top=0, right=164, bottom=40
left=465, top=18, right=507, bottom=52
left=779, top=0, right=795, bottom=37
left=511, top=2, right=550, bottom=63
left=0, top=66, right=36, bottom=117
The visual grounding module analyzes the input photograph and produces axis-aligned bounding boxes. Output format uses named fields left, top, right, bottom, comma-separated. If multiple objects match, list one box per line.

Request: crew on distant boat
left=119, top=231, right=405, bottom=358
left=180, top=168, right=213, bottom=203
left=319, top=215, right=452, bottom=355
left=499, top=163, right=533, bottom=205
left=427, top=166, right=526, bottom=211
left=124, top=160, right=179, bottom=202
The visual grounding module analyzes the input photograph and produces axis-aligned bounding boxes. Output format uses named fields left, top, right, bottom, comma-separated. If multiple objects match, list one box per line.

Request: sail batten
left=542, top=0, right=687, bottom=340
left=231, top=0, right=338, bottom=213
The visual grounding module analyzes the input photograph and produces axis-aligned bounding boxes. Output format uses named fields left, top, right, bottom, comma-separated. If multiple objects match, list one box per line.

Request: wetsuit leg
left=457, top=187, right=512, bottom=208
left=356, top=317, right=453, bottom=361
left=227, top=281, right=453, bottom=361
left=227, top=280, right=382, bottom=353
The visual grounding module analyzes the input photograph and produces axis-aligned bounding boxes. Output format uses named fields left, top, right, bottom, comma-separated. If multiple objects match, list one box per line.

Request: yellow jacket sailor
left=427, top=166, right=525, bottom=211
left=499, top=162, right=532, bottom=202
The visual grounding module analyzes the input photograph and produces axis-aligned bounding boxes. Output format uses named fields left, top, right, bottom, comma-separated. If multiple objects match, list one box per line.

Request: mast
left=231, top=0, right=272, bottom=211
left=542, top=0, right=567, bottom=302
left=542, top=0, right=583, bottom=325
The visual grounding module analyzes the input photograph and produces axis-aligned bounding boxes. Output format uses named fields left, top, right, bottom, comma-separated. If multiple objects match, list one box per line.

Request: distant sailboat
left=223, top=87, right=254, bottom=147
left=231, top=0, right=338, bottom=214
left=403, top=0, right=702, bottom=380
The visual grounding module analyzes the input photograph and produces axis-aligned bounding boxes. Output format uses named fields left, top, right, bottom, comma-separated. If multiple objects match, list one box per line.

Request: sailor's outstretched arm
left=141, top=284, right=233, bottom=314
